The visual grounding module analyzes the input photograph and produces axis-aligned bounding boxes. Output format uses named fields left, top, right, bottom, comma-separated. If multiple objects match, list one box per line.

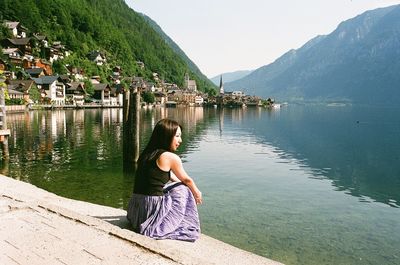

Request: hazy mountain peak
left=225, top=4, right=400, bottom=105
left=209, top=70, right=253, bottom=86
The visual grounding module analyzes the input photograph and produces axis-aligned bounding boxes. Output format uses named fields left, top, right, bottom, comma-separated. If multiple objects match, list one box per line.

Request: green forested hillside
left=140, top=14, right=216, bottom=95
left=0, top=0, right=215, bottom=92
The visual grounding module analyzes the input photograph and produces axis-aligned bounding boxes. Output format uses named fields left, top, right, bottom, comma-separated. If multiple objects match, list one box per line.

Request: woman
left=127, top=118, right=202, bottom=242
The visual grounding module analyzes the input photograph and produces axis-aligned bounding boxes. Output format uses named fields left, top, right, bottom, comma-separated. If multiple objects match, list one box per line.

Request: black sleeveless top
left=133, top=149, right=170, bottom=196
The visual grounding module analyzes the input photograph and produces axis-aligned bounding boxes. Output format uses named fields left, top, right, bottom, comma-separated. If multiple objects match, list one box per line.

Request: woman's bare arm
left=169, top=171, right=181, bottom=182
left=158, top=152, right=202, bottom=204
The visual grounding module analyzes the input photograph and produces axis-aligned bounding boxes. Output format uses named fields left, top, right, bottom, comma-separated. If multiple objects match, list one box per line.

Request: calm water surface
left=1, top=105, right=399, bottom=265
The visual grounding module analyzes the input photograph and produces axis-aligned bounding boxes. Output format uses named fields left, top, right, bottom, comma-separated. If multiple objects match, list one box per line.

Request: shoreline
left=4, top=102, right=280, bottom=113
left=0, top=174, right=283, bottom=265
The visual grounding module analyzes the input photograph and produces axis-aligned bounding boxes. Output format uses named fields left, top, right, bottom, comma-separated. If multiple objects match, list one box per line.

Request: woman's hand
left=194, top=191, right=202, bottom=205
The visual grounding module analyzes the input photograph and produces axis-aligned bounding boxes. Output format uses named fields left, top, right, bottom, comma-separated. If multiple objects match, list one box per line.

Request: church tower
left=184, top=72, right=197, bottom=91
left=184, top=72, right=190, bottom=89
left=219, top=75, right=224, bottom=95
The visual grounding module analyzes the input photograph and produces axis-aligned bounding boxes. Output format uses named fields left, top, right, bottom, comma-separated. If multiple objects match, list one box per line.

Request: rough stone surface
left=0, top=175, right=283, bottom=265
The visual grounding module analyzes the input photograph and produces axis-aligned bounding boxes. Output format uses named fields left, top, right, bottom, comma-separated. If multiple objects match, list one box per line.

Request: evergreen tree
left=142, top=91, right=155, bottom=104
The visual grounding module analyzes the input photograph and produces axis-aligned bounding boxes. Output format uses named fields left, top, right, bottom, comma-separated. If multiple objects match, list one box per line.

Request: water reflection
left=1, top=106, right=399, bottom=209
left=222, top=105, right=400, bottom=208
left=186, top=107, right=399, bottom=265
left=1, top=106, right=399, bottom=265
left=0, top=107, right=216, bottom=202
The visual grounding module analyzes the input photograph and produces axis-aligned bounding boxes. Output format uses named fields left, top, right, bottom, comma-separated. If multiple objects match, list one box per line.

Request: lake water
left=1, top=105, right=399, bottom=265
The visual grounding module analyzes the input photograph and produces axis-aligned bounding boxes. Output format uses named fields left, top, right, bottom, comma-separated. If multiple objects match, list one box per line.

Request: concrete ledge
left=0, top=175, right=283, bottom=265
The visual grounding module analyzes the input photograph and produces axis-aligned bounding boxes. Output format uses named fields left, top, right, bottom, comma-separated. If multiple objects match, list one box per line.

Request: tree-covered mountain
left=0, top=0, right=216, bottom=93
left=210, top=70, right=253, bottom=86
left=225, top=5, right=400, bottom=104
left=139, top=14, right=216, bottom=94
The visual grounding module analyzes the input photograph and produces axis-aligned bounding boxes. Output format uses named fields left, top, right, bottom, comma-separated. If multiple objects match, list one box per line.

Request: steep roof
left=88, top=50, right=105, bottom=61
left=58, top=75, right=70, bottom=83
left=4, top=21, right=19, bottom=29
left=26, top=68, right=44, bottom=75
left=7, top=79, right=35, bottom=92
left=2, top=48, right=22, bottom=55
left=93, top=83, right=110, bottom=91
left=66, top=82, right=86, bottom=95
left=67, top=82, right=85, bottom=91
left=32, top=76, right=59, bottom=85
left=7, top=88, right=24, bottom=95
left=7, top=38, right=31, bottom=46
left=33, top=33, right=47, bottom=41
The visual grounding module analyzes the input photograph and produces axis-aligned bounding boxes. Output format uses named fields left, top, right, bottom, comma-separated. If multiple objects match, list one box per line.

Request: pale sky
left=125, top=0, right=400, bottom=78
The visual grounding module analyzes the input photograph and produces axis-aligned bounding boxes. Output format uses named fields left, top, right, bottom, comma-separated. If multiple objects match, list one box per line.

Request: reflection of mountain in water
left=237, top=105, right=400, bottom=207
left=3, top=106, right=399, bottom=209
left=0, top=108, right=219, bottom=209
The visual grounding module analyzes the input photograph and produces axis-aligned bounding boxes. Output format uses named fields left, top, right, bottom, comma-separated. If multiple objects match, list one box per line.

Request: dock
left=0, top=175, right=283, bottom=265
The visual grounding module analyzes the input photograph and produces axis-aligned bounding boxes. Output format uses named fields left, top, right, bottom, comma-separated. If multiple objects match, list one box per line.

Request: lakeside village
left=0, top=21, right=279, bottom=111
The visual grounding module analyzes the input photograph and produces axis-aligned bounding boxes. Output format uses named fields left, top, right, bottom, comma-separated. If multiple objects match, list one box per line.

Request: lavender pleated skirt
left=127, top=183, right=200, bottom=242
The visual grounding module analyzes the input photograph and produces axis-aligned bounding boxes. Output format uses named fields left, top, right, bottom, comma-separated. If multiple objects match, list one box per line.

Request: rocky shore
left=0, top=175, right=283, bottom=265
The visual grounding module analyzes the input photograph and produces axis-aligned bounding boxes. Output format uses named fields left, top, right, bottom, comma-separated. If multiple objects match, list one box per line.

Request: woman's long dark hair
left=138, top=118, right=181, bottom=164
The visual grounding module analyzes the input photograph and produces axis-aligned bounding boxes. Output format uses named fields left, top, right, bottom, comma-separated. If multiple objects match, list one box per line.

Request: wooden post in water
left=0, top=76, right=10, bottom=160
left=123, top=78, right=142, bottom=173
left=133, top=86, right=140, bottom=162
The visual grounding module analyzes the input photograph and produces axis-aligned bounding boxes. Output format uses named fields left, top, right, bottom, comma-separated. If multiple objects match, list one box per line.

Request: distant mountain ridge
left=210, top=70, right=253, bottom=86
left=225, top=5, right=400, bottom=104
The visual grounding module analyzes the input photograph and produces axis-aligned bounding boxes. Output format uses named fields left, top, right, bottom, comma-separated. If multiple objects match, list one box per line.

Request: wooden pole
left=123, top=81, right=141, bottom=173
left=132, top=87, right=140, bottom=162
left=123, top=88, right=130, bottom=172
left=0, top=84, right=10, bottom=160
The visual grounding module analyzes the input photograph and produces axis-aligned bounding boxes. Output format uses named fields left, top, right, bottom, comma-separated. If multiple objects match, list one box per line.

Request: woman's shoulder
left=159, top=151, right=180, bottom=160
left=157, top=151, right=181, bottom=171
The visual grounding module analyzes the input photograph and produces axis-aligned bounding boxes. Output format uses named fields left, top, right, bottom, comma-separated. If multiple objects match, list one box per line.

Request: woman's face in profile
left=170, top=127, right=182, bottom=151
